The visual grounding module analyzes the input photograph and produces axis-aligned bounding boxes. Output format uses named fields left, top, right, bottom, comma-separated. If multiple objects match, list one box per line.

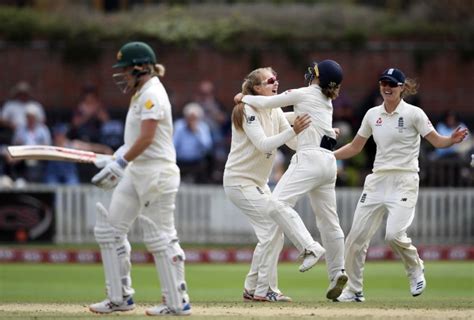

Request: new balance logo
left=401, top=198, right=407, bottom=202
left=360, top=193, right=367, bottom=203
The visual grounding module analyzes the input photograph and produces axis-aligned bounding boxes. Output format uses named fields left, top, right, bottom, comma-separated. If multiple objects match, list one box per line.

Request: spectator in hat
left=1, top=81, right=46, bottom=130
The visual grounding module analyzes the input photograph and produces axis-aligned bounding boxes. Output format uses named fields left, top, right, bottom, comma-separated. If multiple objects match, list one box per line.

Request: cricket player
left=224, top=67, right=312, bottom=302
left=89, top=41, right=191, bottom=316
left=234, top=60, right=348, bottom=300
left=333, top=67, right=469, bottom=302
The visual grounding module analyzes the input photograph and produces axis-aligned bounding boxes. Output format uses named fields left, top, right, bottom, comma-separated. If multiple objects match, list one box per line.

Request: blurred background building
left=0, top=0, right=472, bottom=187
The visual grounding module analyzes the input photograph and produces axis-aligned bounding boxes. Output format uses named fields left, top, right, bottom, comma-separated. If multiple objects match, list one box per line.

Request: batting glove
left=91, top=155, right=128, bottom=189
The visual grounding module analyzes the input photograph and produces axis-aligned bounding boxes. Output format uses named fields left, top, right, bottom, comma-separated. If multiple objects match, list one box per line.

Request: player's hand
left=92, top=156, right=128, bottom=189
left=293, top=114, right=311, bottom=134
left=451, top=126, right=468, bottom=144
left=234, top=93, right=244, bottom=104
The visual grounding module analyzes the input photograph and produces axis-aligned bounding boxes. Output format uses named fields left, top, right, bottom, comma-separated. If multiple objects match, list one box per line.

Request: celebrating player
left=89, top=41, right=191, bottom=316
left=333, top=67, right=469, bottom=302
left=234, top=60, right=348, bottom=300
left=224, top=67, right=311, bottom=302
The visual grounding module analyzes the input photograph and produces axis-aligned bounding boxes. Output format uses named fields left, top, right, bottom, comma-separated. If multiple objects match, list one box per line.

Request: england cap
left=379, top=68, right=405, bottom=85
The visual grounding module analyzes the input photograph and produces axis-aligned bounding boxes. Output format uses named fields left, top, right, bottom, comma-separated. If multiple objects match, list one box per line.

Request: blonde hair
left=141, top=63, right=166, bottom=77
left=401, top=78, right=418, bottom=98
left=232, top=67, right=276, bottom=131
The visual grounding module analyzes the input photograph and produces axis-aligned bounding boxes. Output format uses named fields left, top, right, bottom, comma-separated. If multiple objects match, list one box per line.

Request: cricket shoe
left=243, top=289, right=254, bottom=302
left=89, top=296, right=135, bottom=314
left=326, top=270, right=348, bottom=300
left=333, top=288, right=365, bottom=302
left=410, top=270, right=426, bottom=297
left=253, top=290, right=292, bottom=302
left=145, top=302, right=191, bottom=316
left=299, top=243, right=326, bottom=272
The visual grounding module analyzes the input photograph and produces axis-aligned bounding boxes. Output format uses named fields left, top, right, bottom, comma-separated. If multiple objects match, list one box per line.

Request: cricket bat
left=7, top=145, right=113, bottom=164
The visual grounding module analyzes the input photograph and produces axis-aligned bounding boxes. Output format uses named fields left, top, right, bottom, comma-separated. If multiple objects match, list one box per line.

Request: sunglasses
left=263, top=76, right=278, bottom=85
left=379, top=80, right=402, bottom=88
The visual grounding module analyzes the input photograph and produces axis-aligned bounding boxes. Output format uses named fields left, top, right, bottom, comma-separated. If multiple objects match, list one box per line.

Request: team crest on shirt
left=375, top=117, right=383, bottom=126
left=396, top=117, right=406, bottom=133
left=145, top=99, right=154, bottom=110
left=247, top=115, right=256, bottom=124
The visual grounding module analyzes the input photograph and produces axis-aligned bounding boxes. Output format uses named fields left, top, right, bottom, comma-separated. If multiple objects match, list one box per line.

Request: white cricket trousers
left=273, top=148, right=345, bottom=280
left=345, top=171, right=424, bottom=293
left=224, top=184, right=284, bottom=297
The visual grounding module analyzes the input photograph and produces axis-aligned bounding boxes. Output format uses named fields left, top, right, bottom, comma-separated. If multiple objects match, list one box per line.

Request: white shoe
left=326, top=270, right=348, bottom=299
left=89, top=296, right=135, bottom=314
left=145, top=302, right=192, bottom=316
left=299, top=243, right=326, bottom=272
left=253, top=289, right=292, bottom=302
left=410, top=270, right=426, bottom=297
left=333, top=288, right=365, bottom=302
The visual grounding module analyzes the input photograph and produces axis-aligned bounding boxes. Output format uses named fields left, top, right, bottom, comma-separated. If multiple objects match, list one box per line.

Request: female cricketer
left=224, top=67, right=311, bottom=302
left=333, top=67, right=468, bottom=302
left=89, top=41, right=191, bottom=316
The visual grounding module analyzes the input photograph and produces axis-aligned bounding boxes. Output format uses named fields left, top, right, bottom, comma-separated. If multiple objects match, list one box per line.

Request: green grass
left=0, top=261, right=472, bottom=319
left=0, top=261, right=472, bottom=304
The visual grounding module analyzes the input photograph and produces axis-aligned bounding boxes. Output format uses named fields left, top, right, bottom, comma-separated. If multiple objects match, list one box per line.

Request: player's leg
left=225, top=184, right=290, bottom=301
left=385, top=204, right=425, bottom=296
left=271, top=153, right=325, bottom=270
left=385, top=172, right=425, bottom=296
left=139, top=169, right=191, bottom=316
left=89, top=175, right=139, bottom=313
left=308, top=184, right=346, bottom=299
left=336, top=201, right=385, bottom=302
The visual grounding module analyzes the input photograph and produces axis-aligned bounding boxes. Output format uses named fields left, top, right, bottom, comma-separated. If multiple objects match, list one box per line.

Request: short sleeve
left=413, top=107, right=434, bottom=137
left=357, top=111, right=373, bottom=138
left=140, top=94, right=165, bottom=121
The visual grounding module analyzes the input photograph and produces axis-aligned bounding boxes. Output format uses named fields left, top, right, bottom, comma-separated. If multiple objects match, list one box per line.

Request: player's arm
left=334, top=134, right=368, bottom=160
left=424, top=127, right=468, bottom=148
left=123, top=119, right=157, bottom=162
left=243, top=109, right=295, bottom=153
left=237, top=89, right=304, bottom=110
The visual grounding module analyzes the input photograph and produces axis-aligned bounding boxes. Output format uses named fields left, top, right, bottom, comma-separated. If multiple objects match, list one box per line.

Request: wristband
left=116, top=154, right=129, bottom=168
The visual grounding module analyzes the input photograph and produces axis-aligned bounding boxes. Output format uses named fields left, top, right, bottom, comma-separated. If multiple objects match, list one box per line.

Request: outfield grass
left=0, top=261, right=472, bottom=308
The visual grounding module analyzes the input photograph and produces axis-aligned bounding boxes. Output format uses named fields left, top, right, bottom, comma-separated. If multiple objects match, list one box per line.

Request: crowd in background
left=0, top=79, right=472, bottom=187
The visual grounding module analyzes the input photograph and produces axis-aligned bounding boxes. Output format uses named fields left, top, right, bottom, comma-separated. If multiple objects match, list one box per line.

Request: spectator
left=68, top=85, right=108, bottom=143
left=193, top=80, right=231, bottom=182
left=1, top=81, right=46, bottom=130
left=11, top=104, right=52, bottom=183
left=43, top=124, right=80, bottom=185
left=173, top=102, right=213, bottom=183
left=430, top=110, right=469, bottom=160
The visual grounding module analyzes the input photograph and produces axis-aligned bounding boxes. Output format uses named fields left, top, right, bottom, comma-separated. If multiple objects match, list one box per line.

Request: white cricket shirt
left=124, top=76, right=176, bottom=163
left=241, top=85, right=336, bottom=151
left=223, top=105, right=296, bottom=187
left=358, top=99, right=434, bottom=173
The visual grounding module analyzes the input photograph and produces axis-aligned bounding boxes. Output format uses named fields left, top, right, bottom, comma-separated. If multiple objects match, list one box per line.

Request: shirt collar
left=381, top=99, right=405, bottom=115
left=136, top=76, right=158, bottom=96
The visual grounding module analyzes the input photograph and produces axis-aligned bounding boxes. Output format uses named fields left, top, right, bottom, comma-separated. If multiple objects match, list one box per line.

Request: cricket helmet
left=305, top=59, right=343, bottom=89
left=113, top=41, right=157, bottom=68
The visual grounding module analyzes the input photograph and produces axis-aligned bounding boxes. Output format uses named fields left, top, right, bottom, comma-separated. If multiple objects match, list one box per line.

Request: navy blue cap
left=379, top=68, right=405, bottom=85
left=317, top=60, right=343, bottom=89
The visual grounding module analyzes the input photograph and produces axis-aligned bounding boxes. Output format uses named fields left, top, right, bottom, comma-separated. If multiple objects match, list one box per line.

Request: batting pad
left=94, top=202, right=124, bottom=305
left=140, top=215, right=187, bottom=313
